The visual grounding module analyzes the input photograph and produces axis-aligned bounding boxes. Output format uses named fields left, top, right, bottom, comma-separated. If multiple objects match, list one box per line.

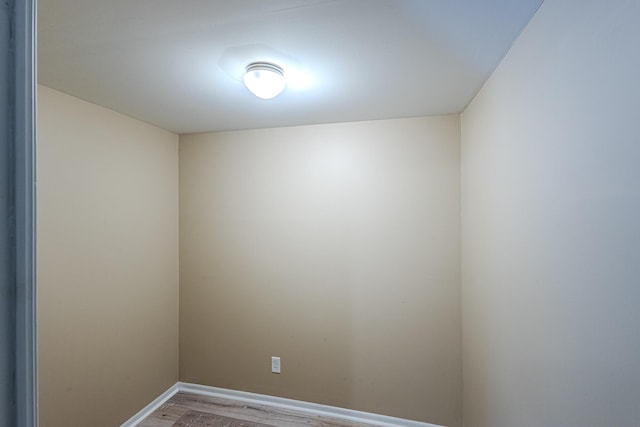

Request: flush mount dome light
left=243, top=62, right=286, bottom=99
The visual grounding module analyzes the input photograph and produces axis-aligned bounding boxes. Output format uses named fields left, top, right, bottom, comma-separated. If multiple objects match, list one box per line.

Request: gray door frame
left=2, top=0, right=37, bottom=425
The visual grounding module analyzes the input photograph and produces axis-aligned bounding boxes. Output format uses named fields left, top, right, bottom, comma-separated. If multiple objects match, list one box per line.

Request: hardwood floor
left=138, top=392, right=381, bottom=427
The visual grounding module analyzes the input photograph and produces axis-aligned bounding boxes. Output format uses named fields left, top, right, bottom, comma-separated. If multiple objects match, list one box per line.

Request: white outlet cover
left=271, top=356, right=281, bottom=374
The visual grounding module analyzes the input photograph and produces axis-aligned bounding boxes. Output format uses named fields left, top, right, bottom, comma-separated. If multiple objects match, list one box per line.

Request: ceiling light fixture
left=243, top=62, right=286, bottom=99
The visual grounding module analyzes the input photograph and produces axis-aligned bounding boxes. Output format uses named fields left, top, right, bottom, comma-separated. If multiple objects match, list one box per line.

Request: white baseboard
left=120, top=382, right=180, bottom=427
left=123, top=381, right=445, bottom=427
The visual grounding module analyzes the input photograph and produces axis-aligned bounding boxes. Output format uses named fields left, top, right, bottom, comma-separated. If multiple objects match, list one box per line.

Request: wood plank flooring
left=137, top=392, right=381, bottom=427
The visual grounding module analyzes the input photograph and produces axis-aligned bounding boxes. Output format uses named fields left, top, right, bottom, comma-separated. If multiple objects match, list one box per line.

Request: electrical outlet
left=271, top=356, right=281, bottom=374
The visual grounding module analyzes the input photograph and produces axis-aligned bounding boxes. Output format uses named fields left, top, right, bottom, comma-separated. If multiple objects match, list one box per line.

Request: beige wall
left=37, top=86, right=179, bottom=426
left=179, top=116, right=461, bottom=426
left=461, top=0, right=640, bottom=426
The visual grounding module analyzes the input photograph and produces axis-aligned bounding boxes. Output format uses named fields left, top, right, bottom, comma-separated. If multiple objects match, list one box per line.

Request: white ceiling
left=38, top=0, right=543, bottom=134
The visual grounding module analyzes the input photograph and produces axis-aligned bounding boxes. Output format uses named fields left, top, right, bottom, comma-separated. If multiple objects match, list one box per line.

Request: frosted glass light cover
left=243, top=63, right=286, bottom=99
